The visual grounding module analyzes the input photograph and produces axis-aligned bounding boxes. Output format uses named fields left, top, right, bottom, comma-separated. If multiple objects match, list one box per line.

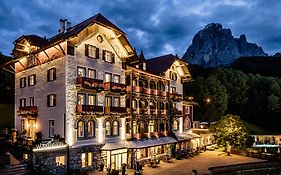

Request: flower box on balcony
left=76, top=77, right=104, bottom=91
left=161, top=91, right=168, bottom=97
left=104, top=106, right=127, bottom=114
left=104, top=82, right=127, bottom=94
left=18, top=106, right=38, bottom=116
left=76, top=105, right=103, bottom=114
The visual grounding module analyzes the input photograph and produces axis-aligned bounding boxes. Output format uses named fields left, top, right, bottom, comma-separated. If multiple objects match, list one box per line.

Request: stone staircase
left=0, top=163, right=29, bottom=175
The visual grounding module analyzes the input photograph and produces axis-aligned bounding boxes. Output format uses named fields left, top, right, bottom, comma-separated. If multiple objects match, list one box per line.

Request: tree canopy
left=210, top=114, right=253, bottom=149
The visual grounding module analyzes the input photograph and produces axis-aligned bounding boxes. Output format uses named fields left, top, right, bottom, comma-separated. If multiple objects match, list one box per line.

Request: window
left=112, top=121, right=119, bottom=136
left=77, top=94, right=86, bottom=105
left=105, top=96, right=112, bottom=107
left=49, top=120, right=55, bottom=137
left=132, top=100, right=137, bottom=108
left=171, top=87, right=176, bottom=93
left=67, top=45, right=74, bottom=56
left=149, top=121, right=154, bottom=133
left=20, top=98, right=26, bottom=107
left=20, top=77, right=26, bottom=88
left=105, top=72, right=112, bottom=82
left=78, top=121, right=85, bottom=138
left=113, top=74, right=120, bottom=83
left=113, top=97, right=120, bottom=107
left=88, top=94, right=96, bottom=105
left=170, top=72, right=177, bottom=80
left=81, top=152, right=92, bottom=168
left=87, top=121, right=95, bottom=137
left=186, top=106, right=190, bottom=114
left=85, top=44, right=99, bottom=59
left=88, top=69, right=96, bottom=79
left=103, top=50, right=115, bottom=63
left=133, top=121, right=137, bottom=134
left=126, top=123, right=130, bottom=134
left=105, top=121, right=111, bottom=136
left=47, top=68, right=56, bottom=82
left=21, top=119, right=25, bottom=131
left=30, top=97, right=35, bottom=106
left=77, top=67, right=86, bottom=77
left=28, top=55, right=36, bottom=67
left=47, top=94, right=56, bottom=107
left=28, top=74, right=36, bottom=86
left=173, top=120, right=179, bottom=131
left=56, top=156, right=65, bottom=166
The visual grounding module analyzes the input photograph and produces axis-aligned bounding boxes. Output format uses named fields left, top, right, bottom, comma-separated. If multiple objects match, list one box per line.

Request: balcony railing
left=76, top=105, right=103, bottom=114
left=170, top=92, right=183, bottom=101
left=104, top=106, right=127, bottom=114
left=76, top=77, right=104, bottom=91
left=126, top=86, right=144, bottom=93
left=18, top=106, right=38, bottom=116
left=104, top=82, right=126, bottom=94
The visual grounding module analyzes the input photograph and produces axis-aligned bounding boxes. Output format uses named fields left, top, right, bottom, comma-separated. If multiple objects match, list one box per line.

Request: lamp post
left=205, top=97, right=211, bottom=121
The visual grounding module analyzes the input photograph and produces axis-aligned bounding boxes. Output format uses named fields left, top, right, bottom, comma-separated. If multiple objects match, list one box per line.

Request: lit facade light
left=97, top=118, right=104, bottom=143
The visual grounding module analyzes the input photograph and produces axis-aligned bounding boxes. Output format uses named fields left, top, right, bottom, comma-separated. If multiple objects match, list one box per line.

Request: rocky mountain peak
left=183, top=23, right=267, bottom=67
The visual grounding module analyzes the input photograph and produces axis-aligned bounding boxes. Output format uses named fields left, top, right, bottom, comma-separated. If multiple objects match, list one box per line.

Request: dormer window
left=170, top=72, right=177, bottom=81
left=85, top=44, right=99, bottom=59
left=28, top=55, right=36, bottom=67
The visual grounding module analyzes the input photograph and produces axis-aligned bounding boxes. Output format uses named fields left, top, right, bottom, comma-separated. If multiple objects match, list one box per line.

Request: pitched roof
left=49, top=13, right=125, bottom=43
left=146, top=54, right=185, bottom=75
left=15, top=35, right=49, bottom=47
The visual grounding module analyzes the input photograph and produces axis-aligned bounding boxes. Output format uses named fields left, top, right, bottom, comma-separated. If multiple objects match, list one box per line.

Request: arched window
left=105, top=121, right=111, bottom=136
left=173, top=120, right=179, bottom=131
left=112, top=121, right=119, bottom=136
left=78, top=121, right=85, bottom=138
left=87, top=121, right=95, bottom=137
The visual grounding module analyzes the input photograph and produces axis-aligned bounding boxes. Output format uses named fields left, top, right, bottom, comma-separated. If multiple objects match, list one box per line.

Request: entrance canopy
left=175, top=132, right=201, bottom=142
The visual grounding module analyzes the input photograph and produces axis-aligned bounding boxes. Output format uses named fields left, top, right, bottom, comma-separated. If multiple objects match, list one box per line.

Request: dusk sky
left=1, top=0, right=281, bottom=58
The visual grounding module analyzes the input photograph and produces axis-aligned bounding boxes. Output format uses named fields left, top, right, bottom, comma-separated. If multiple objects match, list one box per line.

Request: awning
left=127, top=136, right=177, bottom=149
left=101, top=141, right=127, bottom=151
left=175, top=132, right=201, bottom=141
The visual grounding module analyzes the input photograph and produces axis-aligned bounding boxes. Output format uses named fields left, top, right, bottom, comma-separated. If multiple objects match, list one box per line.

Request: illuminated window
left=81, top=153, right=86, bottom=168
left=149, top=121, right=154, bottom=133
left=105, top=121, right=111, bottom=136
left=113, top=97, right=120, bottom=107
left=133, top=121, right=137, bottom=134
left=47, top=94, right=56, bottom=107
left=103, top=50, right=115, bottom=63
left=87, top=121, right=95, bottom=137
left=21, top=119, right=25, bottom=132
left=105, top=72, right=112, bottom=82
left=86, top=44, right=99, bottom=59
left=49, top=120, right=55, bottom=137
left=112, top=121, right=119, bottom=136
left=77, top=67, right=86, bottom=77
left=20, top=98, right=26, bottom=107
left=30, top=97, right=35, bottom=106
left=113, top=74, right=120, bottom=83
left=88, top=152, right=92, bottom=166
left=105, top=96, right=112, bottom=107
left=173, top=120, right=179, bottom=131
left=171, top=87, right=176, bottom=93
left=132, top=100, right=137, bottom=108
left=88, top=69, right=96, bottom=79
left=56, top=156, right=65, bottom=166
left=20, top=77, right=26, bottom=88
left=47, top=68, right=56, bottom=82
left=77, top=94, right=86, bottom=105
left=88, top=95, right=96, bottom=105
left=28, top=74, right=36, bottom=86
left=78, top=121, right=85, bottom=138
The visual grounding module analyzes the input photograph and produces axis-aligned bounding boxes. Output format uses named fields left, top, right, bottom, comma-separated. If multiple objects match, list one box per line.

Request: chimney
left=66, top=21, right=71, bottom=31
left=59, top=19, right=65, bottom=34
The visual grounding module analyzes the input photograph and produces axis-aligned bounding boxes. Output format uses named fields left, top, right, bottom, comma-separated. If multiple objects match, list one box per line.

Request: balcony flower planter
left=18, top=106, right=38, bottom=116
left=104, top=82, right=127, bottom=94
left=76, top=105, right=103, bottom=114
left=76, top=77, right=104, bottom=91
left=104, top=107, right=127, bottom=114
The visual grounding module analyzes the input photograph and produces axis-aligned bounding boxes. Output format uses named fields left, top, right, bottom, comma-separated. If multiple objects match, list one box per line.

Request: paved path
left=91, top=151, right=265, bottom=175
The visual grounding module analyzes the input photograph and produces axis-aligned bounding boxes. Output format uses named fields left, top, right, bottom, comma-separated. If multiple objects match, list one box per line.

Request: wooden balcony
left=104, top=106, right=127, bottom=114
left=170, top=92, right=183, bottom=101
left=104, top=82, right=126, bottom=94
left=76, top=105, right=103, bottom=114
left=126, top=86, right=144, bottom=93
left=18, top=106, right=38, bottom=116
left=76, top=77, right=104, bottom=91
left=161, top=91, right=169, bottom=97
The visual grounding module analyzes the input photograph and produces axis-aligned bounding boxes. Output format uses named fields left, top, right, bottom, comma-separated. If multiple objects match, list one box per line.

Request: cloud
left=0, top=0, right=280, bottom=57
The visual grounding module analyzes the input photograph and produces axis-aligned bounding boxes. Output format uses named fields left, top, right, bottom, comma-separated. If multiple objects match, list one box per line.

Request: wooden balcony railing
left=76, top=105, right=103, bottom=114
left=170, top=92, right=183, bottom=101
left=76, top=77, right=104, bottom=91
left=104, top=106, right=127, bottom=114
left=18, top=106, right=38, bottom=116
left=104, top=82, right=126, bottom=94
left=126, top=86, right=144, bottom=93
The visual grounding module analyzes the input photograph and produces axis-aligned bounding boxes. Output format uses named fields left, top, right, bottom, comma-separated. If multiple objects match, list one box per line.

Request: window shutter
left=111, top=53, right=115, bottom=63
left=53, top=68, right=56, bottom=81
left=34, top=75, right=36, bottom=85
left=96, top=47, right=99, bottom=59
left=47, top=70, right=50, bottom=82
left=54, top=95, right=56, bottom=106
left=20, top=78, right=23, bottom=88
left=102, top=50, right=105, bottom=60
left=85, top=44, right=89, bottom=57
left=47, top=95, right=50, bottom=107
